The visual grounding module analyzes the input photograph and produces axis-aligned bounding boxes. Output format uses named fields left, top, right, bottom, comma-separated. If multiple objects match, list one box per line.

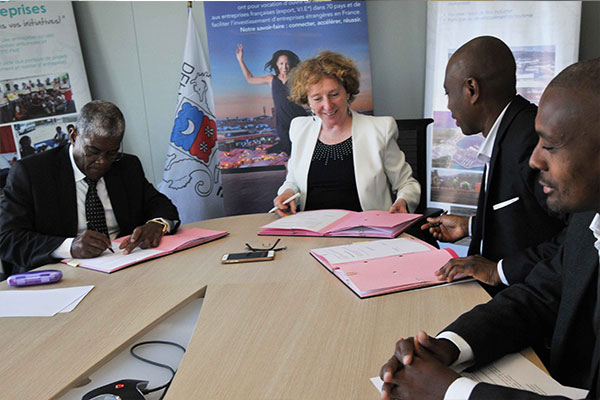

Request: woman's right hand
left=272, top=190, right=298, bottom=217
left=235, top=44, right=244, bottom=61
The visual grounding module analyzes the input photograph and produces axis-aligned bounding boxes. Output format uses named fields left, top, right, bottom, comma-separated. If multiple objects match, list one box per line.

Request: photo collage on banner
left=204, top=1, right=372, bottom=215
left=0, top=2, right=91, bottom=189
left=425, top=1, right=581, bottom=218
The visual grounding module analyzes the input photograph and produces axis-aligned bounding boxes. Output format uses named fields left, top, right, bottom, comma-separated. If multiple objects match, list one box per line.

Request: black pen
left=430, top=210, right=449, bottom=227
left=87, top=221, right=114, bottom=253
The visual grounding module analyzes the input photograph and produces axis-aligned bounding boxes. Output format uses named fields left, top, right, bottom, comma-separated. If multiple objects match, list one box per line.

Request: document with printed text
left=62, top=227, right=228, bottom=273
left=311, top=237, right=461, bottom=298
left=260, top=209, right=421, bottom=238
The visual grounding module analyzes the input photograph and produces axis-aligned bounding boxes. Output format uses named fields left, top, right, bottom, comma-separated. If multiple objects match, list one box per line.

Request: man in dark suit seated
left=380, top=58, right=600, bottom=399
left=0, top=100, right=180, bottom=278
left=421, top=36, right=566, bottom=290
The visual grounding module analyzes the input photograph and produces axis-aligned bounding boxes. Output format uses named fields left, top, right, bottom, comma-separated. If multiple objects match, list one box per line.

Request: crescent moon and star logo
left=170, top=101, right=217, bottom=163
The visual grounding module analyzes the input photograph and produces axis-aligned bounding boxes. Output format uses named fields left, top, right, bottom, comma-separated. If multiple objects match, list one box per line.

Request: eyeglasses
left=245, top=238, right=287, bottom=252
left=83, top=142, right=123, bottom=162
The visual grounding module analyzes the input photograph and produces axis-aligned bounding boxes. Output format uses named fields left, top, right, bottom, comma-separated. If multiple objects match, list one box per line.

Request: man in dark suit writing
left=422, top=36, right=566, bottom=289
left=380, top=58, right=600, bottom=399
left=0, top=100, right=180, bottom=277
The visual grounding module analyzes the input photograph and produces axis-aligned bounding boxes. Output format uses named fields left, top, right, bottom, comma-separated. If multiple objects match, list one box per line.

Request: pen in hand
left=429, top=210, right=449, bottom=227
left=86, top=221, right=115, bottom=253
left=268, top=192, right=300, bottom=213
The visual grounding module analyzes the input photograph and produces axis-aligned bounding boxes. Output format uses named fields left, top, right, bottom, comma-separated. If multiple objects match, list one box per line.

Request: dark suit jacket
left=0, top=145, right=179, bottom=275
left=447, top=211, right=600, bottom=399
left=468, top=95, right=567, bottom=284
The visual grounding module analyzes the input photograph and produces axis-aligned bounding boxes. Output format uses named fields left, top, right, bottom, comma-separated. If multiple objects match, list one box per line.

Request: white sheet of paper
left=71, top=243, right=163, bottom=272
left=263, top=209, right=350, bottom=232
left=0, top=285, right=94, bottom=317
left=59, top=292, right=89, bottom=313
left=370, top=352, right=588, bottom=399
left=312, top=237, right=431, bottom=264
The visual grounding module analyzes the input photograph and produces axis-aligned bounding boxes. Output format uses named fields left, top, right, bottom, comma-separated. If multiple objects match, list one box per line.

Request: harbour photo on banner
left=204, top=0, right=372, bottom=215
left=424, top=1, right=581, bottom=218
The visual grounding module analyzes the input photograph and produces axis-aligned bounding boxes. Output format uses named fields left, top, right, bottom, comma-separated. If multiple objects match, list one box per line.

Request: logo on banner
left=162, top=96, right=220, bottom=198
left=171, top=101, right=217, bottom=163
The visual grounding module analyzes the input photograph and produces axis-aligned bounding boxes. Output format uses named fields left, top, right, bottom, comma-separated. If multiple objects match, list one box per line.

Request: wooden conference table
left=0, top=213, right=538, bottom=399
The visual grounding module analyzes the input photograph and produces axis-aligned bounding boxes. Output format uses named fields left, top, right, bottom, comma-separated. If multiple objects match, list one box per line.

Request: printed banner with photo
left=0, top=1, right=91, bottom=187
left=424, top=1, right=581, bottom=216
left=204, top=0, right=372, bottom=215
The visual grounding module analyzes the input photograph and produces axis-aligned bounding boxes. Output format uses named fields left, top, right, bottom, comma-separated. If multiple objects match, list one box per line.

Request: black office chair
left=394, top=118, right=442, bottom=247
left=395, top=118, right=433, bottom=213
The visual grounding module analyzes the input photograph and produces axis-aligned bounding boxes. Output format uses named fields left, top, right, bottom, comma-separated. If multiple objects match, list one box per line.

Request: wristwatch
left=147, top=218, right=169, bottom=235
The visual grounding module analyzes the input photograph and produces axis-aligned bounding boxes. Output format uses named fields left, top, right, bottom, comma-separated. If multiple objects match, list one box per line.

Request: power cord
left=129, top=340, right=186, bottom=400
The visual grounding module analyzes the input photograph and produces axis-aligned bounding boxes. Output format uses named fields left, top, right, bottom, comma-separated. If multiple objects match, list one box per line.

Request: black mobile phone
left=221, top=250, right=275, bottom=264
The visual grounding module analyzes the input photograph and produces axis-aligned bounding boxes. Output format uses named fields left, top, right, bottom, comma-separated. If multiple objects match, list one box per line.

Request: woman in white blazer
left=272, top=51, right=420, bottom=216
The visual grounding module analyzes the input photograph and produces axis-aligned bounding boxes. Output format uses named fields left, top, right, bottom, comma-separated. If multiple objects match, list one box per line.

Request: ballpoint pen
left=87, top=221, right=115, bottom=253
left=268, top=192, right=301, bottom=213
left=429, top=210, right=449, bottom=227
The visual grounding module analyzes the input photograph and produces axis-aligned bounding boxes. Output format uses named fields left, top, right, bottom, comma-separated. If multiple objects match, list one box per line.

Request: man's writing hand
left=420, top=215, right=469, bottom=243
left=71, top=230, right=112, bottom=258
left=119, top=221, right=164, bottom=254
left=436, top=255, right=502, bottom=286
left=380, top=332, right=460, bottom=400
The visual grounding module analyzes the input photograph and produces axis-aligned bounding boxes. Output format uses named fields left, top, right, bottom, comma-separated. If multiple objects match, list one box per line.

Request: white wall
left=74, top=2, right=196, bottom=185
left=72, top=1, right=600, bottom=187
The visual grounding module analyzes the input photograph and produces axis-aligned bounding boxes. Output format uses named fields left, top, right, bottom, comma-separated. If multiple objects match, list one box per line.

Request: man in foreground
left=381, top=58, right=600, bottom=399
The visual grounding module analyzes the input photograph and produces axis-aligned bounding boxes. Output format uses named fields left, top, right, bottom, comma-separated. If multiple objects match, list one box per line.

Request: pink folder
left=62, top=227, right=228, bottom=273
left=311, top=239, right=460, bottom=298
left=260, top=210, right=422, bottom=238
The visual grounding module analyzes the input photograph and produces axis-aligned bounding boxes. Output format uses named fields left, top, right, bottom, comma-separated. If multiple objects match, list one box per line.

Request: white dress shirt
left=443, top=213, right=600, bottom=399
left=466, top=102, right=512, bottom=286
left=590, top=213, right=600, bottom=260
left=51, top=145, right=120, bottom=259
left=51, top=146, right=174, bottom=259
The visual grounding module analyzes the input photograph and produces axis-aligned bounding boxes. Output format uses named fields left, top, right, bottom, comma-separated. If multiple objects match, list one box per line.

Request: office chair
left=394, top=118, right=442, bottom=247
left=395, top=118, right=433, bottom=213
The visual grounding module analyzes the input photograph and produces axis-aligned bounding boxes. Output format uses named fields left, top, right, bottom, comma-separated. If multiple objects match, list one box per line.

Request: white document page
left=312, top=237, right=432, bottom=265
left=0, top=285, right=94, bottom=317
left=59, top=291, right=90, bottom=313
left=262, top=209, right=350, bottom=232
left=370, top=352, right=588, bottom=399
left=66, top=243, right=163, bottom=272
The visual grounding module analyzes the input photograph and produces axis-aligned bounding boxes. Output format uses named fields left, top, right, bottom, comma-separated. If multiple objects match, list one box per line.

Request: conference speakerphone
left=82, top=379, right=148, bottom=400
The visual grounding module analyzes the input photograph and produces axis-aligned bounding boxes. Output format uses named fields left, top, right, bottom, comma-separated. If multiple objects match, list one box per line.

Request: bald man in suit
left=422, top=36, right=566, bottom=291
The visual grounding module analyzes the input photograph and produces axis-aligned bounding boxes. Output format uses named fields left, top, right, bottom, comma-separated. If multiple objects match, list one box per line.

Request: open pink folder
left=62, top=227, right=228, bottom=273
left=310, top=237, right=460, bottom=298
left=259, top=209, right=422, bottom=238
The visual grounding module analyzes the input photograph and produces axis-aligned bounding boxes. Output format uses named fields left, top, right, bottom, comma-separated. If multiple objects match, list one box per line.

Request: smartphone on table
left=221, top=250, right=275, bottom=264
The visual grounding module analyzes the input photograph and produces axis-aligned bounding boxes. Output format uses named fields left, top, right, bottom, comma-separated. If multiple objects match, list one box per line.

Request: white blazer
left=277, top=111, right=421, bottom=212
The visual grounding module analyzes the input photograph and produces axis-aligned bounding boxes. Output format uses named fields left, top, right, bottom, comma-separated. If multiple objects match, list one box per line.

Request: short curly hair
left=288, top=51, right=360, bottom=105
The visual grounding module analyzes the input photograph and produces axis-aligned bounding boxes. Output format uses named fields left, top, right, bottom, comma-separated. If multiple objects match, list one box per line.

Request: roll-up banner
left=204, top=0, right=372, bottom=215
left=425, top=1, right=581, bottom=217
left=0, top=1, right=91, bottom=188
